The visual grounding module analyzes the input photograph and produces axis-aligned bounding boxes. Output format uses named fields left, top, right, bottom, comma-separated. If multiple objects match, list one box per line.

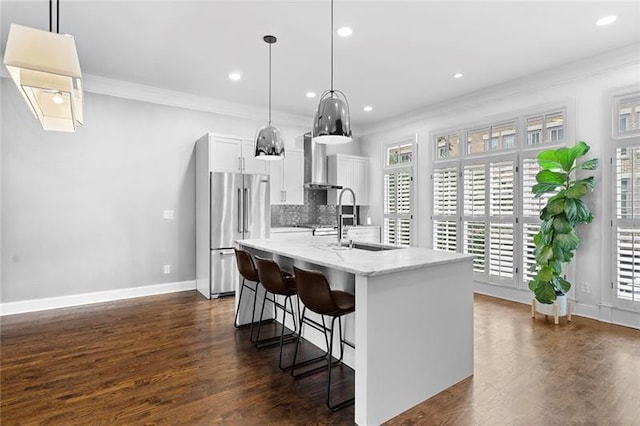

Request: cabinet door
left=242, top=140, right=271, bottom=175
left=282, top=149, right=304, bottom=205
left=352, top=157, right=369, bottom=205
left=210, top=137, right=242, bottom=173
left=269, top=159, right=284, bottom=205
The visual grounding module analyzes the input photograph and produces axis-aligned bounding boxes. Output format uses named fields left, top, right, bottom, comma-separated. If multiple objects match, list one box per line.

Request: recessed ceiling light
left=228, top=72, right=241, bottom=81
left=337, top=27, right=352, bottom=37
left=306, top=92, right=317, bottom=98
left=363, top=105, right=373, bottom=112
left=596, top=15, right=617, bottom=26
left=453, top=72, right=464, bottom=79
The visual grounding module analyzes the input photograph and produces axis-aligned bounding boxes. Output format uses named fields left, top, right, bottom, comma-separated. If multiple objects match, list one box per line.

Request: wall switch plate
left=163, top=210, right=175, bottom=220
left=163, top=264, right=171, bottom=274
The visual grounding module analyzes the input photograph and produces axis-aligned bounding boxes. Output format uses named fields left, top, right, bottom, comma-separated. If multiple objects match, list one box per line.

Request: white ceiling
left=2, top=1, right=640, bottom=130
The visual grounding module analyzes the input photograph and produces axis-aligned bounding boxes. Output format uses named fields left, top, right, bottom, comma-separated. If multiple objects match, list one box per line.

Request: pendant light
left=255, top=35, right=284, bottom=160
left=312, top=0, right=352, bottom=145
left=3, top=0, right=83, bottom=132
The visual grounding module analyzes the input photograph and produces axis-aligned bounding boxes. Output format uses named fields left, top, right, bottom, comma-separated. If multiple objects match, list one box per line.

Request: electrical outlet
left=581, top=282, right=591, bottom=294
left=163, top=264, right=171, bottom=274
left=163, top=210, right=175, bottom=220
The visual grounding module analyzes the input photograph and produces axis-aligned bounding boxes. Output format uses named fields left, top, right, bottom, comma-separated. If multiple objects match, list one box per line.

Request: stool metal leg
left=255, top=291, right=297, bottom=351
left=326, top=315, right=354, bottom=411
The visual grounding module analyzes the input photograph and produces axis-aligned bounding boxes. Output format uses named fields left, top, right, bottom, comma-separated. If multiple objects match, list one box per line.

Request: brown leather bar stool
left=233, top=248, right=261, bottom=343
left=253, top=256, right=300, bottom=370
left=291, top=266, right=355, bottom=411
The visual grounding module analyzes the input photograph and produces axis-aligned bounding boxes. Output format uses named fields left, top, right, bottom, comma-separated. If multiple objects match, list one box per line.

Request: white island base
left=237, top=237, right=474, bottom=425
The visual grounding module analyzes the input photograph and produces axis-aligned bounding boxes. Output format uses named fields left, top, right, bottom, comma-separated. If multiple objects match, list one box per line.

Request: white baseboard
left=0, top=281, right=196, bottom=316
left=474, top=281, right=639, bottom=330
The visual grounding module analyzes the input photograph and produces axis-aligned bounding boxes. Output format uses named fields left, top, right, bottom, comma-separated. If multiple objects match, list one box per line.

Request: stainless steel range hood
left=304, top=133, right=343, bottom=190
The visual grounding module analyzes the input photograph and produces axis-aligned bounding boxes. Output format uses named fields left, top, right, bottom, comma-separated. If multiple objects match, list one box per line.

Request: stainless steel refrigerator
left=197, top=172, right=270, bottom=299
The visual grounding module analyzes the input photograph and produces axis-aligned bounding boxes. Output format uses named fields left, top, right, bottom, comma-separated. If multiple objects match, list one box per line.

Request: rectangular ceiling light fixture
left=4, top=24, right=83, bottom=132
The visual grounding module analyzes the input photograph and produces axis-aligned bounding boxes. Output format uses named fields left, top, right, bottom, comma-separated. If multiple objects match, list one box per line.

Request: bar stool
left=290, top=266, right=355, bottom=411
left=233, top=248, right=260, bottom=343
left=253, top=256, right=300, bottom=370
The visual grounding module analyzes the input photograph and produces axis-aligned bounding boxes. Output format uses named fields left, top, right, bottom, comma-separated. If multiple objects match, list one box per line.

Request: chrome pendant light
left=255, top=35, right=285, bottom=160
left=312, top=0, right=352, bottom=145
left=3, top=0, right=83, bottom=132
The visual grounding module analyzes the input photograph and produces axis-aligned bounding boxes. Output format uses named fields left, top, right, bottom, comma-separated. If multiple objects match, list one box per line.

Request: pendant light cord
left=268, top=42, right=272, bottom=126
left=49, top=0, right=60, bottom=33
left=330, top=0, right=334, bottom=92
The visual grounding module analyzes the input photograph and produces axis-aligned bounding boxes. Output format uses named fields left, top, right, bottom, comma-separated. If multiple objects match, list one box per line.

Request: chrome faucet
left=337, top=187, right=356, bottom=248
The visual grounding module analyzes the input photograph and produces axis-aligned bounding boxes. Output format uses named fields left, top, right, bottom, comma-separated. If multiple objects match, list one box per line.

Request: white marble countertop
left=237, top=236, right=473, bottom=277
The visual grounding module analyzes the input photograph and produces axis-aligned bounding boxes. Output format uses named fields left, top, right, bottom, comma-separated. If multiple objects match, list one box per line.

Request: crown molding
left=359, top=43, right=640, bottom=138
left=0, top=60, right=311, bottom=129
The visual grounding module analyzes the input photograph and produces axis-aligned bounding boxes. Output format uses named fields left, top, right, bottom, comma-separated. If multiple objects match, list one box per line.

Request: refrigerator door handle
left=219, top=249, right=235, bottom=256
left=243, top=187, right=249, bottom=233
left=237, top=188, right=243, bottom=233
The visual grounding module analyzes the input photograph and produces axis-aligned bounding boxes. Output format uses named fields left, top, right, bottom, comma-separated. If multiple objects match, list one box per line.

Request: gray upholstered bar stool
left=253, top=256, right=300, bottom=370
left=233, top=248, right=261, bottom=343
left=290, top=266, right=355, bottom=411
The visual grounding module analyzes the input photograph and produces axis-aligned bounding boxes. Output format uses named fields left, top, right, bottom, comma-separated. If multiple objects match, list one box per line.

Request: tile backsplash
left=271, top=189, right=337, bottom=226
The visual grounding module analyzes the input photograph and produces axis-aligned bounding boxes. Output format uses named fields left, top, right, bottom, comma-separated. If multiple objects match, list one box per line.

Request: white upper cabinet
left=208, top=135, right=269, bottom=175
left=327, top=154, right=370, bottom=206
left=242, top=140, right=270, bottom=175
left=270, top=148, right=304, bottom=205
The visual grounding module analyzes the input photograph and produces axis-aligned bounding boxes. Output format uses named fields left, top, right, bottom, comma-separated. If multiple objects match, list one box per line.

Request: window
left=383, top=141, right=414, bottom=246
left=526, top=112, right=564, bottom=145
left=432, top=108, right=565, bottom=289
left=613, top=92, right=640, bottom=138
left=436, top=133, right=460, bottom=159
left=614, top=146, right=640, bottom=309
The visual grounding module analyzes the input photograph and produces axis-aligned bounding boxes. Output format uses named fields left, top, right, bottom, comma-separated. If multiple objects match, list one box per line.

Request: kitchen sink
left=327, top=242, right=402, bottom=252
left=351, top=242, right=401, bottom=251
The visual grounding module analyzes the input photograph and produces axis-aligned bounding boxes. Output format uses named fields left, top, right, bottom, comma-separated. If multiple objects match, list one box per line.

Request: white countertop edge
left=237, top=238, right=473, bottom=277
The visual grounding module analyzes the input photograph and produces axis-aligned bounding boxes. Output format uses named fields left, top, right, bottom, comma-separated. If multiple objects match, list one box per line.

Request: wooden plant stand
left=531, top=298, right=572, bottom=325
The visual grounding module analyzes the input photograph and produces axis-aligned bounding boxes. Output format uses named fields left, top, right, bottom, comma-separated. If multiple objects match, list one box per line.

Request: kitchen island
left=237, top=236, right=474, bottom=425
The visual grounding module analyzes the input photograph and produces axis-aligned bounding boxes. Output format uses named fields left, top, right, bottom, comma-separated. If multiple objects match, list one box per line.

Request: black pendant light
left=255, top=35, right=284, bottom=160
left=312, top=0, right=352, bottom=144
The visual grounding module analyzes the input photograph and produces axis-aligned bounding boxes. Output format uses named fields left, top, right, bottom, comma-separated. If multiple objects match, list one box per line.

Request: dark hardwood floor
left=1, top=292, right=638, bottom=425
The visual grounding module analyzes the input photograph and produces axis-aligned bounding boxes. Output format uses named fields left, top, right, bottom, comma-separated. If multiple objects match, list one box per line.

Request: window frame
left=382, top=137, right=417, bottom=246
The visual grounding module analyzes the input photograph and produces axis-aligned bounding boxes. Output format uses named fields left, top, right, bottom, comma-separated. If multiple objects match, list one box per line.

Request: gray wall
left=0, top=79, right=309, bottom=303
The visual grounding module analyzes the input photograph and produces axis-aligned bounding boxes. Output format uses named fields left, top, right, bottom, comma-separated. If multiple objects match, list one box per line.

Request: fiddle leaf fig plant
left=529, top=141, right=598, bottom=304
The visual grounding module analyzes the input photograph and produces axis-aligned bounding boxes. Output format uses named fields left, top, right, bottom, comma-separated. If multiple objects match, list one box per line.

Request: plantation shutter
left=463, top=164, right=486, bottom=272
left=384, top=169, right=413, bottom=246
left=433, top=165, right=458, bottom=251
left=521, top=157, right=553, bottom=286
left=488, top=160, right=515, bottom=281
left=614, top=146, right=640, bottom=308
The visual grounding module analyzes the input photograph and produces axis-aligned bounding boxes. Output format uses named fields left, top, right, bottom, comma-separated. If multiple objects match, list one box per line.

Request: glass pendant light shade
left=255, top=35, right=284, bottom=160
left=255, top=124, right=285, bottom=159
left=312, top=90, right=352, bottom=144
left=3, top=24, right=83, bottom=132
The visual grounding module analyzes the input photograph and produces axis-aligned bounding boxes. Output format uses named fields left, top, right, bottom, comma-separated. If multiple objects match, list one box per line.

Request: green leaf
left=547, top=198, right=565, bottom=215
left=555, top=230, right=580, bottom=251
left=535, top=245, right=553, bottom=265
left=551, top=261, right=562, bottom=275
left=537, top=266, right=555, bottom=281
left=538, top=150, right=563, bottom=170
left=540, top=219, right=553, bottom=234
left=533, top=183, right=562, bottom=197
left=566, top=181, right=589, bottom=199
left=554, top=147, right=574, bottom=172
left=552, top=216, right=572, bottom=233
left=528, top=279, right=539, bottom=292
left=555, top=276, right=571, bottom=293
left=575, top=177, right=596, bottom=191
left=533, top=232, right=542, bottom=246
left=574, top=199, right=594, bottom=223
left=535, top=281, right=557, bottom=304
left=536, top=170, right=567, bottom=185
left=564, top=198, right=578, bottom=222
left=540, top=207, right=554, bottom=221
left=570, top=141, right=590, bottom=160
left=528, top=263, right=539, bottom=273
left=577, top=158, right=599, bottom=171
